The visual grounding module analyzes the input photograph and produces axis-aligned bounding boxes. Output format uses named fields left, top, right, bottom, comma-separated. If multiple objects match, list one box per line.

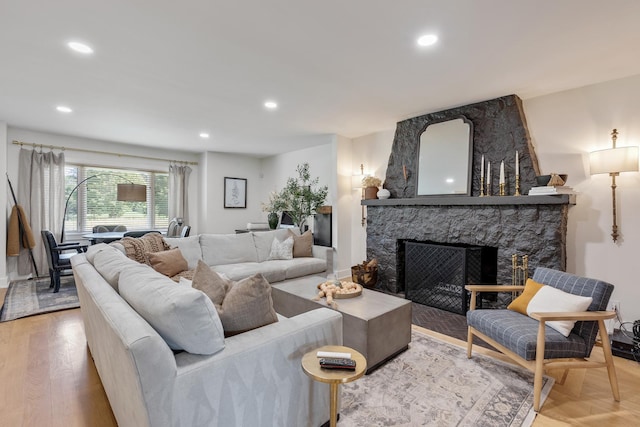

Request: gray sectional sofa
left=71, top=230, right=342, bottom=427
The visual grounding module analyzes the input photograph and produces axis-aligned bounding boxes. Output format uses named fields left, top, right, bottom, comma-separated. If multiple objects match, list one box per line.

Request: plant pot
left=364, top=186, right=379, bottom=200
left=267, top=212, right=279, bottom=229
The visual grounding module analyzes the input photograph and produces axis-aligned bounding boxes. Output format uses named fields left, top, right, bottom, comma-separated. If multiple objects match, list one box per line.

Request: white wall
left=349, top=75, right=640, bottom=323
left=524, top=73, right=640, bottom=324
left=198, top=151, right=263, bottom=234
left=0, top=122, right=8, bottom=287
left=350, top=129, right=396, bottom=265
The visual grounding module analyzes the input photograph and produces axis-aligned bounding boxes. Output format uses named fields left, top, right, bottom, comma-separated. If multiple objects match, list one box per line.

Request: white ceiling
left=2, top=1, right=640, bottom=157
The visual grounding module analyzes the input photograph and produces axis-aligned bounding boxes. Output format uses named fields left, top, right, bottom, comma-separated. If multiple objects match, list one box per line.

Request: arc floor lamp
left=61, top=174, right=147, bottom=242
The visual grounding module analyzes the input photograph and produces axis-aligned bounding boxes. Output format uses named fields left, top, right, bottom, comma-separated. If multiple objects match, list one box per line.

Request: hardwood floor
left=1, top=287, right=639, bottom=426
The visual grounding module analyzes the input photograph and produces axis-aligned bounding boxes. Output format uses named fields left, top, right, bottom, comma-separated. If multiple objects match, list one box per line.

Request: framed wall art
left=224, top=177, right=247, bottom=208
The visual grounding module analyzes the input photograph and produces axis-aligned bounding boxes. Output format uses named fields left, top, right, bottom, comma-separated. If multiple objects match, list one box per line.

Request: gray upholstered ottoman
left=271, top=275, right=412, bottom=373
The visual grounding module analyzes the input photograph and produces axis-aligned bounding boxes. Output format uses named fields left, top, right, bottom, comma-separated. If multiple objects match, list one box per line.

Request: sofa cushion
left=268, top=236, right=293, bottom=260
left=164, top=235, right=202, bottom=270
left=467, top=309, right=588, bottom=360
left=252, top=229, right=291, bottom=262
left=191, top=261, right=278, bottom=336
left=289, top=230, right=313, bottom=257
left=148, top=248, right=189, bottom=277
left=90, top=244, right=140, bottom=292
left=281, top=258, right=328, bottom=279
left=118, top=263, right=225, bottom=355
left=200, top=233, right=258, bottom=266
left=212, top=262, right=286, bottom=283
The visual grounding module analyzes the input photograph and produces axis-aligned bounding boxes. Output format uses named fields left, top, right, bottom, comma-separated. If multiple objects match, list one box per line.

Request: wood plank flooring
left=1, top=287, right=639, bottom=426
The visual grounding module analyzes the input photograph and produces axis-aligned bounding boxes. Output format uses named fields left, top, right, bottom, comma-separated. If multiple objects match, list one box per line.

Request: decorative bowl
left=535, top=175, right=551, bottom=186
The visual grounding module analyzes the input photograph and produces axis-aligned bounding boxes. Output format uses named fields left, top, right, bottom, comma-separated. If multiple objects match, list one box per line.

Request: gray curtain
left=168, top=164, right=192, bottom=226
left=17, top=148, right=66, bottom=276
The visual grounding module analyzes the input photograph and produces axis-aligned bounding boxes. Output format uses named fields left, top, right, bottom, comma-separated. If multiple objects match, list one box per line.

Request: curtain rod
left=12, top=140, right=198, bottom=166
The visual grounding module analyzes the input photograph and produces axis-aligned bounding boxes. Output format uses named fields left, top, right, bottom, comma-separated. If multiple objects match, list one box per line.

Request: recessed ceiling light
left=417, top=34, right=438, bottom=47
left=67, top=41, right=94, bottom=54
left=199, top=132, right=210, bottom=139
left=56, top=105, right=72, bottom=113
left=264, top=101, right=278, bottom=110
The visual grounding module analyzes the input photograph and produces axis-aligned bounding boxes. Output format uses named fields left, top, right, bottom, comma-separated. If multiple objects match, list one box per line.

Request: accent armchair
left=466, top=267, right=620, bottom=412
left=41, top=230, right=87, bottom=292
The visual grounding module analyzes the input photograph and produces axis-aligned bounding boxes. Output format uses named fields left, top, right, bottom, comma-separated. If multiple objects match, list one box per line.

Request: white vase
left=377, top=189, right=390, bottom=199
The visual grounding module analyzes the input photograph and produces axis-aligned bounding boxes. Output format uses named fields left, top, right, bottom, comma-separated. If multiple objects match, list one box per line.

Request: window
left=64, top=165, right=168, bottom=233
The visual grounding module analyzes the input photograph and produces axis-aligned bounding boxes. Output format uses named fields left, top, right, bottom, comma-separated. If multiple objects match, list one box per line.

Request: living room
left=2, top=1, right=640, bottom=426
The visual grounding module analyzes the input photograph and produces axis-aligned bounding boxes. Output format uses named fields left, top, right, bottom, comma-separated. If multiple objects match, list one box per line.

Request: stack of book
left=528, top=186, right=575, bottom=195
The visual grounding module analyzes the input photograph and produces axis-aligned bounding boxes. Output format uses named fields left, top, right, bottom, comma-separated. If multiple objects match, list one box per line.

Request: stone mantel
left=363, top=194, right=575, bottom=207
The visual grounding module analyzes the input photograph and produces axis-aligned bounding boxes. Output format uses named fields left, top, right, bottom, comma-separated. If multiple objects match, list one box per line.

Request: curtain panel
left=168, top=164, right=192, bottom=226
left=16, top=148, right=66, bottom=276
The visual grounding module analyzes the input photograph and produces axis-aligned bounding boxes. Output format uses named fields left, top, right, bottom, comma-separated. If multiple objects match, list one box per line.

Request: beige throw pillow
left=288, top=229, right=313, bottom=257
left=192, top=260, right=278, bottom=336
left=148, top=248, right=188, bottom=277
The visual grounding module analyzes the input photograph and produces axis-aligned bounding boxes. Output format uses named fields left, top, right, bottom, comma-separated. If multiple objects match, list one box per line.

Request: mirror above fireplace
left=416, top=116, right=473, bottom=196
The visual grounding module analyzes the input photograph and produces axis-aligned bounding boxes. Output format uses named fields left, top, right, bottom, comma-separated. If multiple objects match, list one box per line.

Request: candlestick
left=515, top=175, right=521, bottom=196
left=499, top=160, right=505, bottom=184
left=403, top=165, right=407, bottom=182
left=486, top=161, right=491, bottom=196
left=499, top=183, right=505, bottom=196
left=481, top=155, right=484, bottom=180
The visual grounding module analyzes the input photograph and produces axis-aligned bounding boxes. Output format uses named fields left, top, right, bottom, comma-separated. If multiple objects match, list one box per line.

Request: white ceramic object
left=377, top=189, right=391, bottom=199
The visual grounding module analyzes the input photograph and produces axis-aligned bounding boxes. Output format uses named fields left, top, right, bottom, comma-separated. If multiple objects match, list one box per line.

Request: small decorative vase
left=377, top=188, right=390, bottom=199
left=364, top=186, right=379, bottom=200
left=267, top=212, right=279, bottom=229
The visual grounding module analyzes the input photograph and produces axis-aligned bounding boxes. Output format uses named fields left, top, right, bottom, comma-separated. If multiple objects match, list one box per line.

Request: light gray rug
left=0, top=276, right=79, bottom=322
left=340, top=330, right=553, bottom=427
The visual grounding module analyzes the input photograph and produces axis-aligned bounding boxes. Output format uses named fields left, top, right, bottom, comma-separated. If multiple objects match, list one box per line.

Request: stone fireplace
left=363, top=95, right=574, bottom=294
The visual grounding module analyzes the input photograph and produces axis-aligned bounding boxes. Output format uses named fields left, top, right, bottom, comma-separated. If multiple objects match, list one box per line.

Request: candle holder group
left=479, top=151, right=521, bottom=197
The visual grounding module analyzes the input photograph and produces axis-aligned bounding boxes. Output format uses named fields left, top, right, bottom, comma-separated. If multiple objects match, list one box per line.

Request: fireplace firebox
left=404, top=241, right=497, bottom=314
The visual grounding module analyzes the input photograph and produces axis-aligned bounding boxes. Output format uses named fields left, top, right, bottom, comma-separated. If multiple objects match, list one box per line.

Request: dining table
left=82, top=230, right=165, bottom=244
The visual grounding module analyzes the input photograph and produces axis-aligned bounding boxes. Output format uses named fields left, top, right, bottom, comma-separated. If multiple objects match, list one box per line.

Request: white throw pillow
left=268, top=236, right=293, bottom=260
left=163, top=235, right=202, bottom=270
left=526, top=285, right=593, bottom=337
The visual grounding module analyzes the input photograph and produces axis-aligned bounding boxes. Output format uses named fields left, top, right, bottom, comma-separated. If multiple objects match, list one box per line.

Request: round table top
left=301, top=345, right=367, bottom=384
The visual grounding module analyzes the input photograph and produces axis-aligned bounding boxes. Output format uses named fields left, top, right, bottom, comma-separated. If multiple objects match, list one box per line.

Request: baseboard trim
left=0, top=276, right=8, bottom=288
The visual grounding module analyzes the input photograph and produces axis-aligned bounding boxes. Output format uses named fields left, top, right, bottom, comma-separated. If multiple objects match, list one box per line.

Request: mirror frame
left=415, top=115, right=474, bottom=196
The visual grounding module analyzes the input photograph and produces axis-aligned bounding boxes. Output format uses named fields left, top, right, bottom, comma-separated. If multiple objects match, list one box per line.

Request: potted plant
left=278, top=163, right=328, bottom=233
left=362, top=176, right=382, bottom=199
left=261, top=191, right=286, bottom=229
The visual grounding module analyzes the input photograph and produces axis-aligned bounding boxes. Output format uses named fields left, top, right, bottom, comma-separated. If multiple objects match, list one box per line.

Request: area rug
left=0, top=276, right=79, bottom=322
left=341, top=330, right=554, bottom=427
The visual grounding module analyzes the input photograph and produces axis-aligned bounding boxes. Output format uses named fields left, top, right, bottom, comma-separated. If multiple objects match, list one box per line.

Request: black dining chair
left=180, top=225, right=191, bottom=237
left=41, top=230, right=88, bottom=292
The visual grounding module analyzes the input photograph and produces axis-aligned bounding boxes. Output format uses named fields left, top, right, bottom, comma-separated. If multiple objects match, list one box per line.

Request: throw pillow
left=148, top=248, right=189, bottom=277
left=526, top=285, right=593, bottom=337
left=288, top=229, right=313, bottom=257
left=268, top=236, right=293, bottom=260
left=191, top=261, right=278, bottom=336
left=120, top=233, right=171, bottom=264
left=507, top=278, right=545, bottom=315
left=191, top=260, right=230, bottom=307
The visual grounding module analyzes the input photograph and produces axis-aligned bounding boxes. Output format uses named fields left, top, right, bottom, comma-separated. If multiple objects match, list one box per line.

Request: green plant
left=261, top=191, right=286, bottom=214
left=278, top=163, right=328, bottom=232
left=362, top=175, right=382, bottom=187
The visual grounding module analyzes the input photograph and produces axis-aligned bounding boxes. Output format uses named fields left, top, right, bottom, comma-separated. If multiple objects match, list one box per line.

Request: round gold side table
left=301, top=345, right=366, bottom=427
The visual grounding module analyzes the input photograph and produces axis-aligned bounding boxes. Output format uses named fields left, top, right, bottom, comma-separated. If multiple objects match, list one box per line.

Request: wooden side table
left=301, top=345, right=366, bottom=427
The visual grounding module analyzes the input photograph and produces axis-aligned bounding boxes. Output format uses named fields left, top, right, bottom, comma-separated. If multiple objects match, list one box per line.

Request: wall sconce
left=589, top=129, right=639, bottom=242
left=352, top=164, right=366, bottom=227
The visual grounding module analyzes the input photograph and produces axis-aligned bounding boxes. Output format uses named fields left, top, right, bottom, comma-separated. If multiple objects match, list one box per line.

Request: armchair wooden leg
left=533, top=321, right=547, bottom=412
left=467, top=327, right=474, bottom=358
left=598, top=319, right=621, bottom=401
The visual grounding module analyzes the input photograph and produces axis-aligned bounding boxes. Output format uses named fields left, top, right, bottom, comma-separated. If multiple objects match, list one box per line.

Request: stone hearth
left=364, top=94, right=573, bottom=294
